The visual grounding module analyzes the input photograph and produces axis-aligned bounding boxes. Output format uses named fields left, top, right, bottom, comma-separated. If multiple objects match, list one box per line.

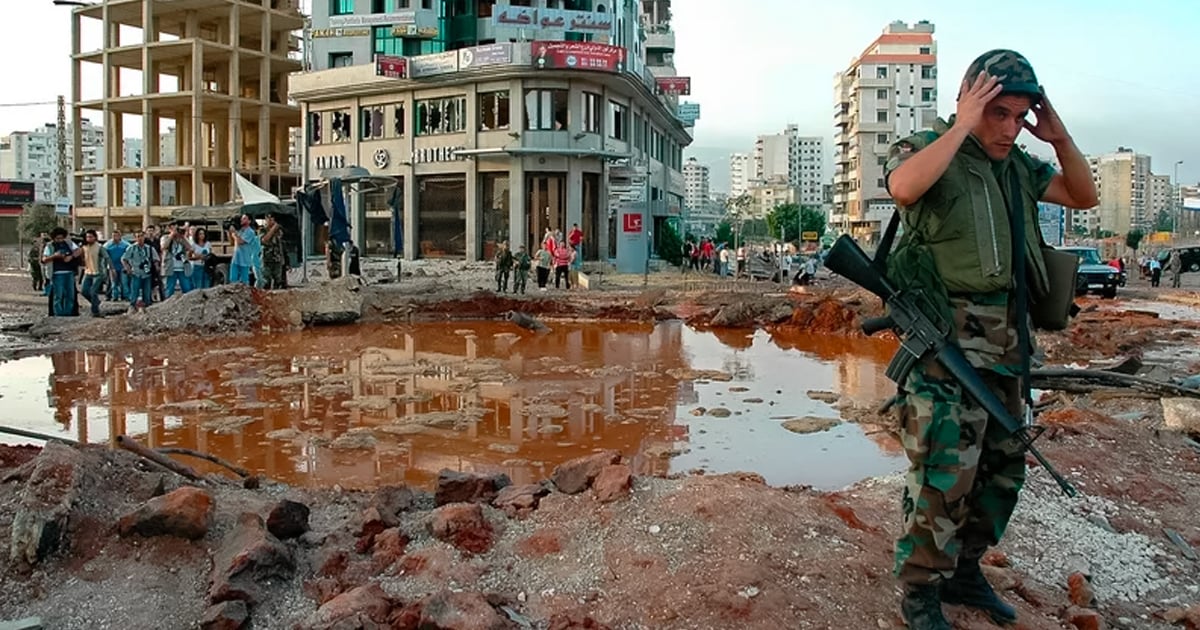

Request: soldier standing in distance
left=883, top=50, right=1098, bottom=629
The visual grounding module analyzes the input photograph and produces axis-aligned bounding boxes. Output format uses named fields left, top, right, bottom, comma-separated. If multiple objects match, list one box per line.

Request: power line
left=0, top=101, right=58, bottom=108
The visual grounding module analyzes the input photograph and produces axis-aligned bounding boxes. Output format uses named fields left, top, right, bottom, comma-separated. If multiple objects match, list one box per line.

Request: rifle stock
left=827, top=234, right=1079, bottom=497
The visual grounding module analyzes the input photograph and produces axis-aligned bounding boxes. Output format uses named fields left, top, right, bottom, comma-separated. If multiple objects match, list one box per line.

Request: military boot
left=901, top=584, right=951, bottom=630
left=940, top=557, right=1018, bottom=624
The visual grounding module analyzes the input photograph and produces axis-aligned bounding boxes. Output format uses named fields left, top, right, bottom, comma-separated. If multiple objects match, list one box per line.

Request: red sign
left=654, top=77, right=691, bottom=96
left=532, top=41, right=625, bottom=73
left=375, top=54, right=407, bottom=79
left=623, top=212, right=643, bottom=233
left=0, top=180, right=35, bottom=206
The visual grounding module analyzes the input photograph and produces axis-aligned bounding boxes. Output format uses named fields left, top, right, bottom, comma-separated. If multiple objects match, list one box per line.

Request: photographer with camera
left=120, top=230, right=156, bottom=312
left=40, top=227, right=83, bottom=317
left=228, top=214, right=260, bottom=286
left=162, top=222, right=194, bottom=298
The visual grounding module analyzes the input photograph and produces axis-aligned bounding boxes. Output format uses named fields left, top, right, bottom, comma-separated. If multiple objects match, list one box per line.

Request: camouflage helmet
left=962, top=49, right=1041, bottom=102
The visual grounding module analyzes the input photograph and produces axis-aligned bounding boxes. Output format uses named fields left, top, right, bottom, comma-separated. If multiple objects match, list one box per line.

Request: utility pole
left=55, top=95, right=67, bottom=199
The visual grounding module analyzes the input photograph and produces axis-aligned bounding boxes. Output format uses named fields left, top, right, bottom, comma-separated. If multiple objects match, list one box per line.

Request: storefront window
left=330, top=110, right=352, bottom=142
left=393, top=104, right=405, bottom=137
left=308, top=111, right=322, bottom=145
left=480, top=173, right=510, bottom=260
left=360, top=106, right=385, bottom=140
left=417, top=175, right=466, bottom=258
left=526, top=174, right=565, bottom=249
left=582, top=172, right=600, bottom=261
left=608, top=101, right=628, bottom=141
left=363, top=185, right=403, bottom=257
left=582, top=92, right=602, bottom=133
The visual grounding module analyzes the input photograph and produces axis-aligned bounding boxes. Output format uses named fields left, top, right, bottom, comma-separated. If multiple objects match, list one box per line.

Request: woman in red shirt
left=553, top=240, right=575, bottom=289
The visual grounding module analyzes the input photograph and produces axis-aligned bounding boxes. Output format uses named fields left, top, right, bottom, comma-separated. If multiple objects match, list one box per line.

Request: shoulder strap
left=872, top=210, right=902, bottom=272
left=1008, top=169, right=1034, bottom=418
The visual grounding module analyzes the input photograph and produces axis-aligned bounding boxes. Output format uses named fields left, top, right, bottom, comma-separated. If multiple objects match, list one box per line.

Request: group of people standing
left=494, top=224, right=582, bottom=293
left=26, top=213, right=287, bottom=317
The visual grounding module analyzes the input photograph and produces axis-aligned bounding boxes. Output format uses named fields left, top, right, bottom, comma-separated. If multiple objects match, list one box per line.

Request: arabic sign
left=532, top=41, right=625, bottom=73
left=409, top=50, right=459, bottom=78
left=676, top=102, right=700, bottom=126
left=655, top=77, right=691, bottom=96
left=329, top=10, right=416, bottom=28
left=311, top=27, right=370, bottom=38
left=375, top=55, right=407, bottom=79
left=623, top=212, right=643, bottom=233
left=458, top=43, right=513, bottom=70
left=493, top=7, right=614, bottom=34
left=0, top=180, right=35, bottom=206
left=55, top=197, right=72, bottom=216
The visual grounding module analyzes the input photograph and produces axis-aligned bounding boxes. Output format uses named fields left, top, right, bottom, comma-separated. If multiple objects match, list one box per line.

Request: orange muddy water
left=0, top=321, right=905, bottom=490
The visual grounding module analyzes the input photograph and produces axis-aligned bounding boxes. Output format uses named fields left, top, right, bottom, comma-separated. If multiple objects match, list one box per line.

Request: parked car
left=1156, top=246, right=1200, bottom=273
left=1058, top=246, right=1120, bottom=298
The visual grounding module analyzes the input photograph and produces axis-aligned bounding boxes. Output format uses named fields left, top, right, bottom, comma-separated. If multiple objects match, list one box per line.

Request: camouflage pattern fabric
left=261, top=234, right=286, bottom=290
left=495, top=248, right=513, bottom=293
left=893, top=297, right=1027, bottom=584
left=963, top=49, right=1041, bottom=101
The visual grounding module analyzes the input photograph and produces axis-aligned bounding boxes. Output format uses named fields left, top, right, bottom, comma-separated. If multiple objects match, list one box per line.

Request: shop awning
left=455, top=147, right=634, bottom=160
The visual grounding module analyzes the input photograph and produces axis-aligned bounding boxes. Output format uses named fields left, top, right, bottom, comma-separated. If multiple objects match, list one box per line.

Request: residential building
left=832, top=20, right=937, bottom=243
left=682, top=157, right=709, bottom=214
left=1067, top=207, right=1099, bottom=237
left=1147, top=173, right=1172, bottom=229
left=67, top=0, right=304, bottom=233
left=729, top=152, right=752, bottom=198
left=1092, top=147, right=1152, bottom=234
left=0, top=120, right=106, bottom=206
left=746, top=176, right=796, bottom=219
left=752, top=125, right=825, bottom=208
left=293, top=0, right=690, bottom=264
left=121, top=129, right=180, bottom=207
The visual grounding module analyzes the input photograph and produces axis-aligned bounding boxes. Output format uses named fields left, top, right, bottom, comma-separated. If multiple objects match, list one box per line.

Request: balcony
left=645, top=29, right=675, bottom=52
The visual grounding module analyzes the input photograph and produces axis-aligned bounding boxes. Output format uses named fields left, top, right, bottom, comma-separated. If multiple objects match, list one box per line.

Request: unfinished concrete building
left=69, top=0, right=303, bottom=231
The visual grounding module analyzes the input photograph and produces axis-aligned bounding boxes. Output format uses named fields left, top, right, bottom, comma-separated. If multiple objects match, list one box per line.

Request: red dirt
left=0, top=444, right=41, bottom=469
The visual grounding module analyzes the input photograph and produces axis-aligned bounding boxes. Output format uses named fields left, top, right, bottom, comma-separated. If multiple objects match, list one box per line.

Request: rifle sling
left=1008, top=169, right=1034, bottom=417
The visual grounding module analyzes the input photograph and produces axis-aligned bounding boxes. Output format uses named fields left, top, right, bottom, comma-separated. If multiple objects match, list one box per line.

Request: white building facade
left=833, top=20, right=937, bottom=243
left=0, top=120, right=106, bottom=206
left=728, top=152, right=751, bottom=198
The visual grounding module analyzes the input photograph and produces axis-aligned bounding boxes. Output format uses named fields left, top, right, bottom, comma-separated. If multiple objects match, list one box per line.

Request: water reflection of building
left=38, top=322, right=691, bottom=489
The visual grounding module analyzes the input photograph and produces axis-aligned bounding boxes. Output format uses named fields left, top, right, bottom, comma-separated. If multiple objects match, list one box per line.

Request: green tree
left=715, top=221, right=733, bottom=245
left=1125, top=229, right=1145, bottom=252
left=1155, top=211, right=1174, bottom=233
left=17, top=203, right=60, bottom=242
left=657, top=221, right=684, bottom=267
left=766, top=203, right=827, bottom=243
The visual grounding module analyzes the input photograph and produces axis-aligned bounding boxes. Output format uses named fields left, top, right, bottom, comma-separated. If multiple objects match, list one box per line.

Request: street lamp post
left=1175, top=160, right=1184, bottom=237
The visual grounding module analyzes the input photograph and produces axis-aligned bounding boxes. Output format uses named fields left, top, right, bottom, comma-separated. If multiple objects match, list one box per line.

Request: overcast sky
left=1, top=0, right=1196, bottom=192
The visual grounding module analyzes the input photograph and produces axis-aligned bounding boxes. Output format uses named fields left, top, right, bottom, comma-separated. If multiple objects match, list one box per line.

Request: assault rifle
left=825, top=235, right=1078, bottom=497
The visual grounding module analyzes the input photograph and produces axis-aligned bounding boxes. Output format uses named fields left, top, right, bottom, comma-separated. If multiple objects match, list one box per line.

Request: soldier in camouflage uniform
left=494, top=241, right=513, bottom=293
left=260, top=214, right=287, bottom=290
left=512, top=245, right=531, bottom=294
left=884, top=50, right=1098, bottom=629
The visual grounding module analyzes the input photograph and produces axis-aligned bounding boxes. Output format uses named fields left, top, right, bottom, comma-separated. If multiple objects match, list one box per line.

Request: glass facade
left=363, top=188, right=402, bottom=257
left=330, top=0, right=354, bottom=16
left=480, top=173, right=510, bottom=260
left=417, top=175, right=467, bottom=258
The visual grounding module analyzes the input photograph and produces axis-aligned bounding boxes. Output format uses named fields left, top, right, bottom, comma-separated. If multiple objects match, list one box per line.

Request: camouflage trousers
left=513, top=268, right=529, bottom=294
left=262, top=262, right=286, bottom=290
left=893, top=295, right=1027, bottom=584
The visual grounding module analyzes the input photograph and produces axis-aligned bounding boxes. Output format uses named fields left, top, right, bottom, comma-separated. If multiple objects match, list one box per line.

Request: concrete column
left=565, top=157, right=583, bottom=236
left=464, top=159, right=479, bottom=262
left=141, top=4, right=153, bottom=223
left=599, top=160, right=611, bottom=261
left=509, top=159, right=526, bottom=251
left=190, top=38, right=205, bottom=206
left=228, top=3, right=241, bottom=185
left=403, top=170, right=417, bottom=261
left=258, top=7, right=272, bottom=192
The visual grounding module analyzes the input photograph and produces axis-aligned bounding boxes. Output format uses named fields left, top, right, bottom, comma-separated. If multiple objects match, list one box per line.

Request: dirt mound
left=1039, top=302, right=1200, bottom=363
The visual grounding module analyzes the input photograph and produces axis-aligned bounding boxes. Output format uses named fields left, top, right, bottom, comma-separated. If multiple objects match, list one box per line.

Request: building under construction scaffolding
left=68, top=0, right=304, bottom=232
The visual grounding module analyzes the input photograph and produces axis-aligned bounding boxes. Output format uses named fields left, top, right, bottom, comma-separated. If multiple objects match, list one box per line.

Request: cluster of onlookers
left=494, top=224, right=582, bottom=293
left=26, top=214, right=287, bottom=317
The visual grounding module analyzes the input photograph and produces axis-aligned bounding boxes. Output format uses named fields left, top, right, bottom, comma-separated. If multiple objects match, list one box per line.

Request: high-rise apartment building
left=833, top=20, right=937, bottom=243
left=1092, top=148, right=1152, bottom=234
left=752, top=125, right=825, bottom=208
left=68, top=0, right=303, bottom=233
left=1, top=120, right=106, bottom=206
left=683, top=157, right=710, bottom=216
left=729, top=152, right=752, bottom=198
left=1147, top=173, right=1172, bottom=229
